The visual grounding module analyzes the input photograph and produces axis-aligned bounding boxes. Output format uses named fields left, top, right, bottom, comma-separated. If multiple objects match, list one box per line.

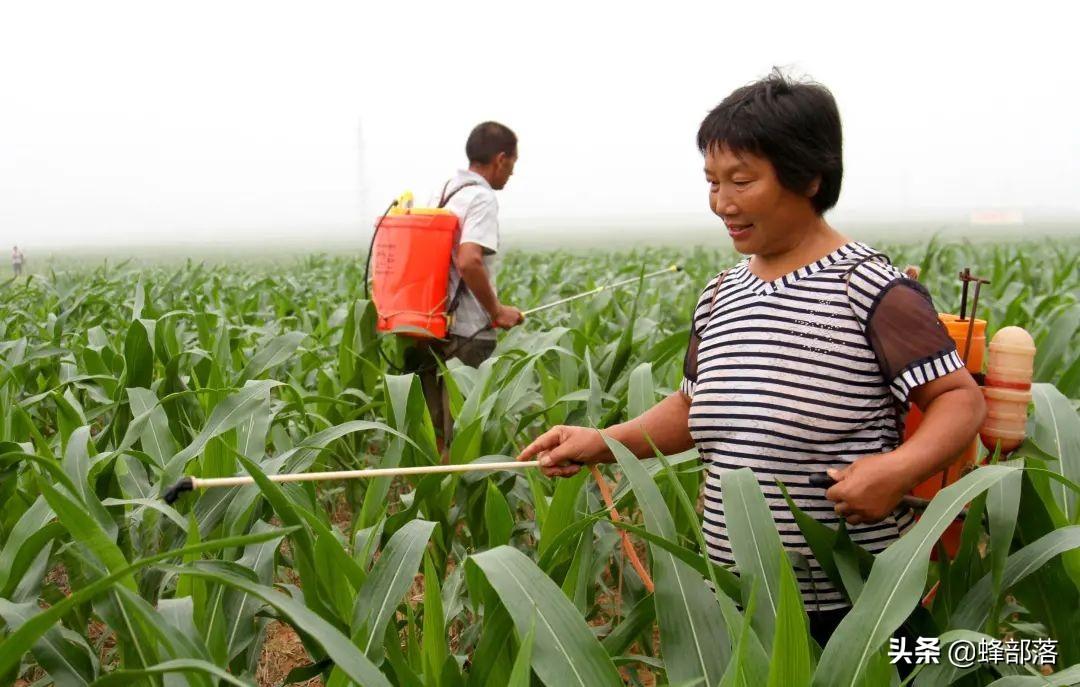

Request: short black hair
left=466, top=121, right=517, bottom=165
left=697, top=70, right=843, bottom=214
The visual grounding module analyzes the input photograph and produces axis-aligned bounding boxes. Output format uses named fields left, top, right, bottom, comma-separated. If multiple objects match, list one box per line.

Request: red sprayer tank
left=370, top=201, right=459, bottom=339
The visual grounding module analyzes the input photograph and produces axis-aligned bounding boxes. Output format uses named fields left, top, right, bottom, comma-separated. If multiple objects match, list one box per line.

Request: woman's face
left=704, top=144, right=819, bottom=256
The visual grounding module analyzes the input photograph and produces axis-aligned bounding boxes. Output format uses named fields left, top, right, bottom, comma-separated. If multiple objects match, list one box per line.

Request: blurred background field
left=13, top=219, right=1080, bottom=269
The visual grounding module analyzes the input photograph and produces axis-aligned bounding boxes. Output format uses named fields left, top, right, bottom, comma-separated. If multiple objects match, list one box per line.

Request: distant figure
left=412, top=121, right=525, bottom=452
left=11, top=245, right=24, bottom=277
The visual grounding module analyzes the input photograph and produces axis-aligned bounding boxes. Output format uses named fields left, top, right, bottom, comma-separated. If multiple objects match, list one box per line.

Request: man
left=11, top=245, right=24, bottom=277
left=419, top=121, right=524, bottom=450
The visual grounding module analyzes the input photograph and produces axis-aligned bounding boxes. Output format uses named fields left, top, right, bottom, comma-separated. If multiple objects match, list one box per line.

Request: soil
left=257, top=620, right=324, bottom=687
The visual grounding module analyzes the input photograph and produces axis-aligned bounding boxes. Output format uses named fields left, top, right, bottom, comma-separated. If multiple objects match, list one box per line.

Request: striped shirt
left=680, top=241, right=964, bottom=611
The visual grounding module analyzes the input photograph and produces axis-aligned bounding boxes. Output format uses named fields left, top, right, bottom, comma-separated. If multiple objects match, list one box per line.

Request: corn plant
left=0, top=240, right=1078, bottom=686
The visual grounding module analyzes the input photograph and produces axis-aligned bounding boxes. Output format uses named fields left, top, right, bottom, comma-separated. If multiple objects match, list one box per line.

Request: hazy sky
left=2, top=1, right=1078, bottom=249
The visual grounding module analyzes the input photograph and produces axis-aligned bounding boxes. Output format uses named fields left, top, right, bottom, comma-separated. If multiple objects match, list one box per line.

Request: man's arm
left=456, top=242, right=500, bottom=316
left=456, top=242, right=522, bottom=329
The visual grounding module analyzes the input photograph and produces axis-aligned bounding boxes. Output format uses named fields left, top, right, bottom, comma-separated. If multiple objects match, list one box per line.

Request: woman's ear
left=805, top=176, right=821, bottom=198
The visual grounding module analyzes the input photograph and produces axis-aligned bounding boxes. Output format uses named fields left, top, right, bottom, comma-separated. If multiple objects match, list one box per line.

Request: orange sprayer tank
left=906, top=314, right=986, bottom=499
left=371, top=205, right=459, bottom=339
left=980, top=326, right=1035, bottom=452
left=906, top=314, right=984, bottom=558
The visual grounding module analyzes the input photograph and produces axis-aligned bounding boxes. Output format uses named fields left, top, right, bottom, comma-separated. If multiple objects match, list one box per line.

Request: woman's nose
left=713, top=192, right=737, bottom=217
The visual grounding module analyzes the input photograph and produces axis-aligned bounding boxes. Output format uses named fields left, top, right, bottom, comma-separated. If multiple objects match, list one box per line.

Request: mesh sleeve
left=680, top=271, right=729, bottom=398
left=867, top=281, right=965, bottom=403
left=680, top=328, right=701, bottom=397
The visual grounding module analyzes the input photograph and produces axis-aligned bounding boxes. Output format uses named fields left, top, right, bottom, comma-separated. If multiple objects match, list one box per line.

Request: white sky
left=2, top=1, right=1078, bottom=249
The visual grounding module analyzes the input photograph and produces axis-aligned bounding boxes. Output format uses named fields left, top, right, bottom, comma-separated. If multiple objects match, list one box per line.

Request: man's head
left=466, top=121, right=518, bottom=190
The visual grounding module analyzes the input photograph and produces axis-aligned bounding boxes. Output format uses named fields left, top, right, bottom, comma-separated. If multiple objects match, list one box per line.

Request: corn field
left=0, top=238, right=1078, bottom=687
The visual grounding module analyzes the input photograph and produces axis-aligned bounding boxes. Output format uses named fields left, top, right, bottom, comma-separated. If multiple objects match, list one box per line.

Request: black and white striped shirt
left=681, top=242, right=963, bottom=611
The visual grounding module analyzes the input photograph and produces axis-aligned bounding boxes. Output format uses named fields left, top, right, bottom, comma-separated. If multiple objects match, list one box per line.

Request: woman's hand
left=825, top=452, right=915, bottom=525
left=516, top=425, right=611, bottom=478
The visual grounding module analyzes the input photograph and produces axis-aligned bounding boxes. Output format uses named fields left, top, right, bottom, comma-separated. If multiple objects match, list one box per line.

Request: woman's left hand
left=825, top=452, right=914, bottom=525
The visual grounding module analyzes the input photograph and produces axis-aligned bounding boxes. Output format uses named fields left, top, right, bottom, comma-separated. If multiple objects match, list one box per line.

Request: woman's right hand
left=516, top=425, right=611, bottom=478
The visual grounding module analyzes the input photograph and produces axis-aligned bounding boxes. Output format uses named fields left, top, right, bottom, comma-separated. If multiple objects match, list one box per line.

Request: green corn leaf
left=607, top=519, right=741, bottom=599
left=233, top=454, right=335, bottom=623
left=721, top=467, right=787, bottom=651
left=607, top=435, right=731, bottom=685
left=986, top=460, right=1024, bottom=625
left=1033, top=304, right=1080, bottom=383
left=123, top=319, right=154, bottom=390
left=559, top=515, right=595, bottom=612
left=238, top=330, right=307, bottom=382
left=601, top=594, right=656, bottom=656
left=0, top=599, right=98, bottom=687
left=223, top=520, right=283, bottom=662
left=37, top=476, right=135, bottom=592
left=61, top=426, right=117, bottom=539
left=351, top=519, right=438, bottom=657
left=484, top=480, right=514, bottom=548
left=88, top=658, right=251, bottom=687
left=126, top=387, right=177, bottom=469
left=538, top=468, right=586, bottom=557
left=469, top=545, right=622, bottom=687
left=984, top=664, right=1080, bottom=687
left=766, top=550, right=812, bottom=687
left=422, top=552, right=447, bottom=687
left=953, top=524, right=1080, bottom=629
left=0, top=496, right=59, bottom=598
left=506, top=616, right=537, bottom=687
left=161, top=380, right=284, bottom=485
left=1030, top=383, right=1080, bottom=522
left=627, top=362, right=655, bottom=419
left=0, top=527, right=295, bottom=679
left=604, top=268, right=644, bottom=391
left=160, top=563, right=392, bottom=687
left=813, top=465, right=1017, bottom=687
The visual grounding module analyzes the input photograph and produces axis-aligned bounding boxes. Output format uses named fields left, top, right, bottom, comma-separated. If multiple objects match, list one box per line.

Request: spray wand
left=163, top=459, right=654, bottom=590
left=521, top=264, right=682, bottom=317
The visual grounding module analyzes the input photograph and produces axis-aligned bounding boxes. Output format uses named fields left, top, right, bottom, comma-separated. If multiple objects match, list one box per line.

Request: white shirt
left=429, top=169, right=500, bottom=340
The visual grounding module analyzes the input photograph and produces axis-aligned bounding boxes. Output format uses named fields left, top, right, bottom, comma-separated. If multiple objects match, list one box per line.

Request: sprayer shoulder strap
left=439, top=180, right=485, bottom=315
left=839, top=250, right=911, bottom=442
left=704, top=269, right=730, bottom=326
left=438, top=180, right=481, bottom=209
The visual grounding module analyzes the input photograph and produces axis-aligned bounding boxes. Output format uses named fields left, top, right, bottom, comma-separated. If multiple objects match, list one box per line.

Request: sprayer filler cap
left=991, top=326, right=1035, bottom=349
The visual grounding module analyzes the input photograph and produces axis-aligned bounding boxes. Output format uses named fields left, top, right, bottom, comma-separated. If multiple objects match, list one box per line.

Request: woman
left=516, top=72, right=986, bottom=646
